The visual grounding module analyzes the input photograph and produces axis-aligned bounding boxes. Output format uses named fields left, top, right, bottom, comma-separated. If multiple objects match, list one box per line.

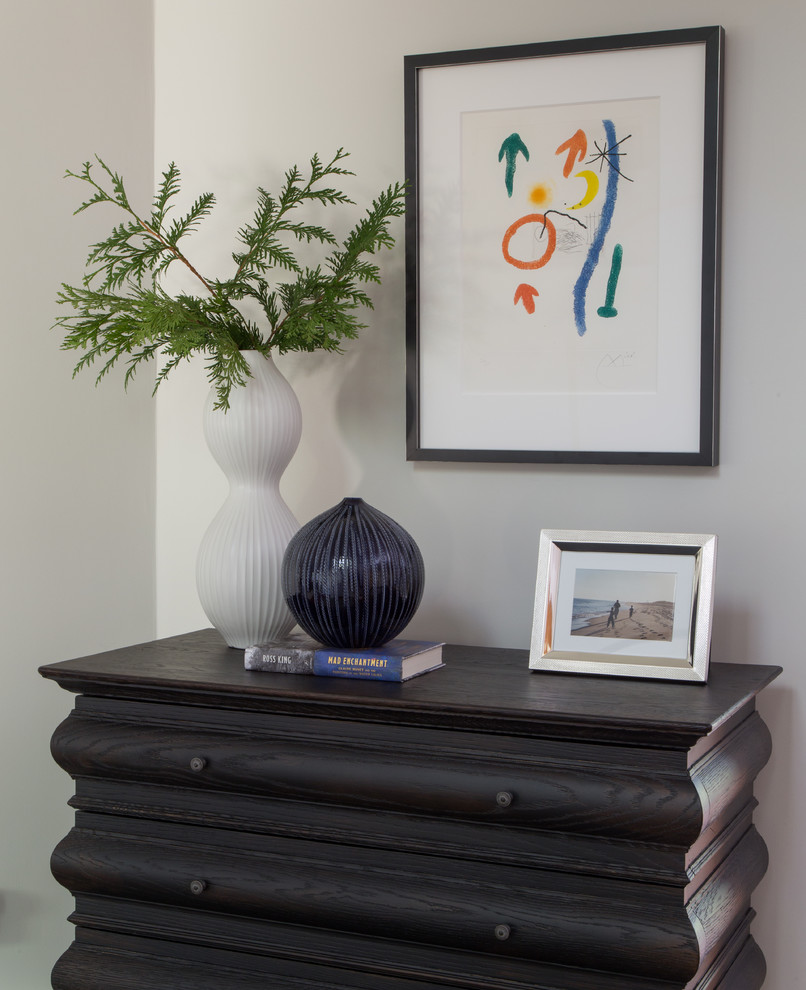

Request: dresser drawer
left=51, top=703, right=714, bottom=844
left=50, top=812, right=767, bottom=984
left=51, top=924, right=769, bottom=990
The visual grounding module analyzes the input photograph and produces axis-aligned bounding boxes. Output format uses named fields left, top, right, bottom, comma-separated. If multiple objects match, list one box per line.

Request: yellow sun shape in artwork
left=529, top=182, right=554, bottom=208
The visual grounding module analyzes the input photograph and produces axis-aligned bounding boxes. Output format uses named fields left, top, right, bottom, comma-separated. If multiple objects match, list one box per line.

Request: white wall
left=154, top=2, right=804, bottom=986
left=0, top=2, right=155, bottom=987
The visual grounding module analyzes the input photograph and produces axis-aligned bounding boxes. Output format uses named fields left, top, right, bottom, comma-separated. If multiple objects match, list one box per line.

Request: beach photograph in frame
left=404, top=26, right=723, bottom=465
left=529, top=530, right=717, bottom=681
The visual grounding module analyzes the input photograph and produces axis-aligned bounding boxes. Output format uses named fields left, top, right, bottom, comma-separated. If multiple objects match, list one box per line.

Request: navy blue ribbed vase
left=281, top=497, right=425, bottom=649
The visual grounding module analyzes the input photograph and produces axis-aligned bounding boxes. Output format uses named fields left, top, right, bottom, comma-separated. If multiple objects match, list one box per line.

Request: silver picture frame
left=529, top=529, right=717, bottom=682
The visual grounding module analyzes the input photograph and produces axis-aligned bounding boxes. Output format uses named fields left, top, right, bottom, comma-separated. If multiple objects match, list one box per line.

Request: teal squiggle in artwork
left=598, top=243, right=623, bottom=319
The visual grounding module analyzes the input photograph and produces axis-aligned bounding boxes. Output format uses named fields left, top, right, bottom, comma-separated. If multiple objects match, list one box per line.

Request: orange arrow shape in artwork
left=514, top=283, right=539, bottom=314
left=555, top=129, right=587, bottom=177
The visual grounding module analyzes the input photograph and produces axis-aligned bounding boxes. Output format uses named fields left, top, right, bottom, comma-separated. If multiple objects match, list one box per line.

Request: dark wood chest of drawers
left=40, top=629, right=779, bottom=990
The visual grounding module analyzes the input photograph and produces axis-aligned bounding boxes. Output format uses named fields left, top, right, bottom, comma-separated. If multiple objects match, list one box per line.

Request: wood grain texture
left=51, top=711, right=706, bottom=843
left=39, top=628, right=781, bottom=746
left=53, top=813, right=703, bottom=980
left=52, top=926, right=764, bottom=990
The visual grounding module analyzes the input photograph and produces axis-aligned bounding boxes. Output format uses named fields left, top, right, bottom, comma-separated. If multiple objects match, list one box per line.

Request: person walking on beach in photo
left=629, top=605, right=634, bottom=618
left=607, top=606, right=615, bottom=630
left=613, top=600, right=621, bottom=621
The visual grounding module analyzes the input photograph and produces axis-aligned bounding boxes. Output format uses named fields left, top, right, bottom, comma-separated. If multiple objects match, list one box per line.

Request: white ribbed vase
left=196, top=351, right=301, bottom=648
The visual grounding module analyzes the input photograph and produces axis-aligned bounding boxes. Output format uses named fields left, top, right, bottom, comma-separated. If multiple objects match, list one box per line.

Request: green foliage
left=55, top=150, right=406, bottom=409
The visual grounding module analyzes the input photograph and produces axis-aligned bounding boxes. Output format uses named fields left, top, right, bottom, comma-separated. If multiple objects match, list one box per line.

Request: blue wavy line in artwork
left=573, top=119, right=620, bottom=336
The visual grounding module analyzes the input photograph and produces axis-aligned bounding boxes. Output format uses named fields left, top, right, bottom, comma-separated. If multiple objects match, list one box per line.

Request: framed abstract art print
left=405, top=27, right=723, bottom=465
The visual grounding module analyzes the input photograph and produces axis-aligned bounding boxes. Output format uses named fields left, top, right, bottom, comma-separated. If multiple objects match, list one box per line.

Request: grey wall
left=0, top=3, right=155, bottom=987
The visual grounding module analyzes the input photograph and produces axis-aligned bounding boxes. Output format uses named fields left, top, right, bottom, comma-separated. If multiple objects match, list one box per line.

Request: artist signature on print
left=596, top=351, right=637, bottom=386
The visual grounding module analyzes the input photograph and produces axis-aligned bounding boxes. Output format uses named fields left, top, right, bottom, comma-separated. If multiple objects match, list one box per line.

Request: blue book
left=313, top=639, right=444, bottom=681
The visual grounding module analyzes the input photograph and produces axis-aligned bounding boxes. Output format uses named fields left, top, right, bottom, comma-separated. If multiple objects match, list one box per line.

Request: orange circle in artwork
left=502, top=213, right=557, bottom=270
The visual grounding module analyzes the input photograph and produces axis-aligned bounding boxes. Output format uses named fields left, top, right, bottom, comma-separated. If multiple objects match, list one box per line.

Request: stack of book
left=244, top=634, right=444, bottom=682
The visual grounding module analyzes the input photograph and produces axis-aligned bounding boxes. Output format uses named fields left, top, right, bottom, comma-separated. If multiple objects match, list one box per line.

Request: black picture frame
left=404, top=26, right=723, bottom=466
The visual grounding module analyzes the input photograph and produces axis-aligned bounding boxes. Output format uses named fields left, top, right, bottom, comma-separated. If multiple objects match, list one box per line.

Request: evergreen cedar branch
left=54, top=151, right=406, bottom=409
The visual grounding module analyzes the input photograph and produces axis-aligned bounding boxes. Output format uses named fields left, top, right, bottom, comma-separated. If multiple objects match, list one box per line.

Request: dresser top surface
left=39, top=629, right=780, bottom=745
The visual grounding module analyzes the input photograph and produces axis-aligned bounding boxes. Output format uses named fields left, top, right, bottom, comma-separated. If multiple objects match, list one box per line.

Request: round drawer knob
left=189, top=757, right=207, bottom=773
left=495, top=790, right=514, bottom=808
left=494, top=923, right=511, bottom=941
left=189, top=879, right=207, bottom=896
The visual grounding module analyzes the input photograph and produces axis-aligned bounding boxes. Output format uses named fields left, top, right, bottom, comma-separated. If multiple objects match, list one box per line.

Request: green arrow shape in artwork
left=498, top=133, right=530, bottom=197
